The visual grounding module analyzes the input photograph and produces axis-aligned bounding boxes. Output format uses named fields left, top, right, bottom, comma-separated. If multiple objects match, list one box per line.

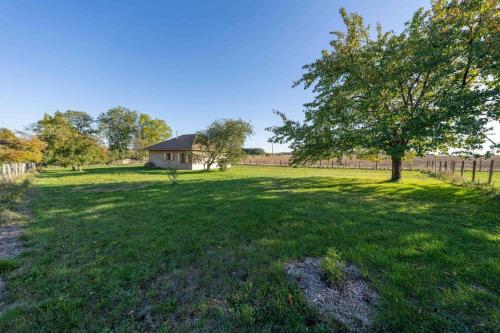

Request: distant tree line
left=2, top=108, right=255, bottom=172
left=243, top=148, right=266, bottom=155
left=28, top=107, right=171, bottom=170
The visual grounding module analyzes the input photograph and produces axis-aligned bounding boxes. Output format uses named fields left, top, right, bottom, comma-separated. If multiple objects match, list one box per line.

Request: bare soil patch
left=285, top=258, right=378, bottom=332
left=0, top=224, right=23, bottom=258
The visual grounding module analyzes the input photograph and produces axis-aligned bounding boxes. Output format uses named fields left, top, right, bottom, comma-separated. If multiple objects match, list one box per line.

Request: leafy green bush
left=320, top=248, right=345, bottom=285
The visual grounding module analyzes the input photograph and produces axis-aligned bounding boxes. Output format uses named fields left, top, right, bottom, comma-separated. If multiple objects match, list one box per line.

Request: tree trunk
left=391, top=156, right=402, bottom=181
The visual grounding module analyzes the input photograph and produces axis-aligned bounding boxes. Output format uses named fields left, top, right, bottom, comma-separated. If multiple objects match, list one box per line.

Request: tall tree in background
left=0, top=128, right=45, bottom=163
left=269, top=1, right=499, bottom=181
left=135, top=113, right=172, bottom=159
left=98, top=107, right=139, bottom=160
left=61, top=110, right=95, bottom=134
left=34, top=112, right=105, bottom=170
left=195, top=119, right=253, bottom=171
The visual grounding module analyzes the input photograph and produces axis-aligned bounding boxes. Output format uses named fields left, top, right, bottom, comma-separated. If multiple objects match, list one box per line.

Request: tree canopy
left=0, top=128, right=45, bottom=163
left=98, top=107, right=172, bottom=160
left=34, top=112, right=106, bottom=170
left=269, top=0, right=499, bottom=180
left=98, top=107, right=139, bottom=160
left=135, top=113, right=172, bottom=159
left=195, top=119, right=254, bottom=171
left=61, top=110, right=95, bottom=134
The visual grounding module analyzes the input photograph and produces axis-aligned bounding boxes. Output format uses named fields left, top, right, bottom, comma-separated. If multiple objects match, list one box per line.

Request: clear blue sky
left=1, top=0, right=436, bottom=152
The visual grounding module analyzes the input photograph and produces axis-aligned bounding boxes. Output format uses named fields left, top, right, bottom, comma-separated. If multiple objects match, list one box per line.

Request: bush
left=320, top=248, right=345, bottom=285
left=166, top=167, right=178, bottom=184
left=144, top=161, right=156, bottom=168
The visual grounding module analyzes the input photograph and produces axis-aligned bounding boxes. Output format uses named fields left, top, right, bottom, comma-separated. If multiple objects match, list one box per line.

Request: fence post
left=444, top=161, right=447, bottom=173
left=358, top=161, right=361, bottom=169
left=479, top=159, right=482, bottom=173
left=472, top=160, right=477, bottom=183
left=319, top=161, right=322, bottom=168
left=460, top=160, right=465, bottom=179
left=426, top=161, right=429, bottom=170
left=7, top=164, right=13, bottom=182
left=488, top=160, right=494, bottom=185
left=375, top=160, right=378, bottom=170
left=439, top=161, right=442, bottom=174
left=451, top=161, right=455, bottom=176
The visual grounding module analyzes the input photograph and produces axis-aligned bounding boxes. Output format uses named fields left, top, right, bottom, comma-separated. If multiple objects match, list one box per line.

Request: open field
left=0, top=166, right=498, bottom=332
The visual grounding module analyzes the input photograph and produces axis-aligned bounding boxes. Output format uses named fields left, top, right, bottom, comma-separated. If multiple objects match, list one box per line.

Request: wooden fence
left=239, top=155, right=499, bottom=186
left=1, top=163, right=36, bottom=183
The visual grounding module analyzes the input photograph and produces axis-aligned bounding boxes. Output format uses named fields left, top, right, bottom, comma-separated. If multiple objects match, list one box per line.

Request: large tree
left=98, top=107, right=139, bottom=160
left=195, top=119, right=253, bottom=171
left=135, top=113, right=172, bottom=159
left=269, top=1, right=499, bottom=180
left=34, top=112, right=106, bottom=170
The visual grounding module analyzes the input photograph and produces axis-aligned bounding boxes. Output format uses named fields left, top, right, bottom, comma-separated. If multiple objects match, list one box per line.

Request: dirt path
left=0, top=223, right=24, bottom=303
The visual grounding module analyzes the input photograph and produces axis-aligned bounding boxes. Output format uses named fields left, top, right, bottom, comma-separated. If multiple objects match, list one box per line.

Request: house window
left=180, top=153, right=187, bottom=163
left=164, top=152, right=172, bottom=161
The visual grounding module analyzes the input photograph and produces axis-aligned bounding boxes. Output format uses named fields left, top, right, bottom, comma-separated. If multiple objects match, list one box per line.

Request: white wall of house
left=148, top=151, right=217, bottom=170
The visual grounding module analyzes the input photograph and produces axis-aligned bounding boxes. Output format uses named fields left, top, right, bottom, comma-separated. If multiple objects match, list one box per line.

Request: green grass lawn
left=0, top=166, right=498, bottom=332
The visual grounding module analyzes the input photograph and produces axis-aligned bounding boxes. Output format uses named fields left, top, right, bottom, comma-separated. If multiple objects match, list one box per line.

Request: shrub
left=144, top=161, right=156, bottom=168
left=166, top=167, right=178, bottom=184
left=320, top=248, right=345, bottom=285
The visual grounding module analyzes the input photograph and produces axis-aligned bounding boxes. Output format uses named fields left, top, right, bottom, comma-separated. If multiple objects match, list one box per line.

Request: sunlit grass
left=0, top=165, right=498, bottom=332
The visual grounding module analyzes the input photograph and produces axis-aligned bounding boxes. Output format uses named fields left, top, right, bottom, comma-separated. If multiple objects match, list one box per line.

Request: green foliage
left=0, top=128, right=45, bottom=163
left=134, top=113, right=172, bottom=159
left=60, top=110, right=95, bottom=134
left=269, top=2, right=499, bottom=181
left=0, top=259, right=18, bottom=274
left=243, top=148, right=266, bottom=155
left=165, top=167, right=178, bottom=184
left=34, top=112, right=106, bottom=169
left=98, top=107, right=139, bottom=160
left=98, top=108, right=172, bottom=161
left=320, top=248, right=345, bottom=285
left=194, top=119, right=254, bottom=171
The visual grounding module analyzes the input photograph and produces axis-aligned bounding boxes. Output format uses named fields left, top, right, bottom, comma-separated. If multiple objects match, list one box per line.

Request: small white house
left=145, top=134, right=217, bottom=170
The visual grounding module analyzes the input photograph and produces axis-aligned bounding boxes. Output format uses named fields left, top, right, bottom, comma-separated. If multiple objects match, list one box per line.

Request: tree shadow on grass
left=1, top=170, right=498, bottom=332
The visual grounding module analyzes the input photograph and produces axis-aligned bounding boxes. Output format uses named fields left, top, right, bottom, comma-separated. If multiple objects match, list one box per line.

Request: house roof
left=145, top=134, right=197, bottom=151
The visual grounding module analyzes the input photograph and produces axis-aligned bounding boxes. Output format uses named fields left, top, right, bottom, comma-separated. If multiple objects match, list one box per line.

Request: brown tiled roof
left=145, top=134, right=197, bottom=151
